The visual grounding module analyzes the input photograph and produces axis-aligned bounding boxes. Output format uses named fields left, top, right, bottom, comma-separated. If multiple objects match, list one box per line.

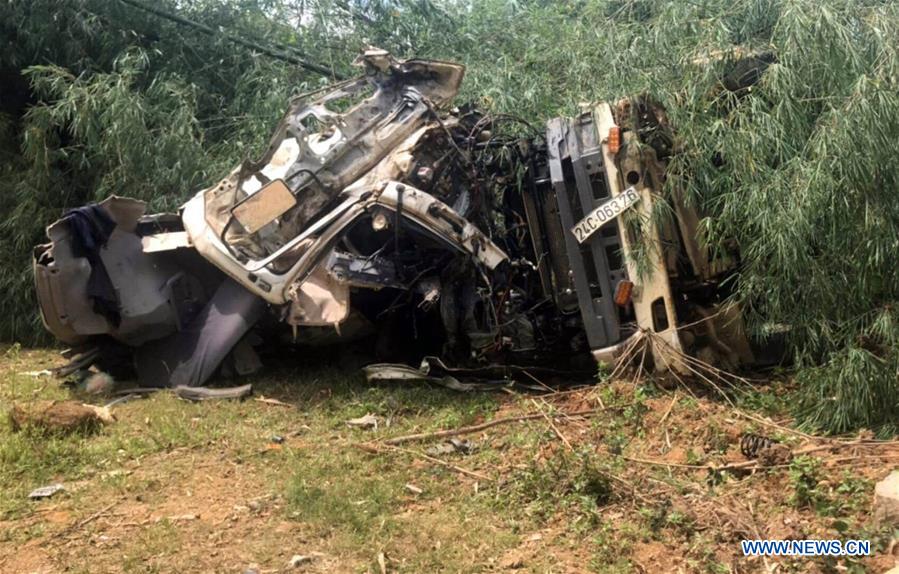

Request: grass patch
left=0, top=346, right=888, bottom=573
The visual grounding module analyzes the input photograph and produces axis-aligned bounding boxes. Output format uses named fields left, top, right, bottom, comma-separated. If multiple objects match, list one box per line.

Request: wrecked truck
left=33, top=49, right=758, bottom=390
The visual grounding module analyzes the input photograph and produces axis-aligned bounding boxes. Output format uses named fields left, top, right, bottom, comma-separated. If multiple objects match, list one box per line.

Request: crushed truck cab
left=34, top=50, right=756, bottom=389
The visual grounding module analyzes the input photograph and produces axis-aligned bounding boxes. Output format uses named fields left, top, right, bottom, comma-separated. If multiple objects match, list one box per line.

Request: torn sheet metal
left=363, top=357, right=593, bottom=392
left=141, top=231, right=191, bottom=253
left=287, top=265, right=350, bottom=327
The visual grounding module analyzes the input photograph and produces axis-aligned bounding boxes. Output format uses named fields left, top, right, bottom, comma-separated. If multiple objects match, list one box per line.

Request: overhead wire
left=115, top=0, right=345, bottom=79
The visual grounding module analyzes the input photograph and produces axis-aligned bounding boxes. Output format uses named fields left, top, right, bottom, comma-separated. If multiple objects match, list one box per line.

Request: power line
left=116, top=0, right=345, bottom=79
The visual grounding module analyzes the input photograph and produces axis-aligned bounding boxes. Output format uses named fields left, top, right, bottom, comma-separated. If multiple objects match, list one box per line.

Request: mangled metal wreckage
left=34, top=50, right=757, bottom=391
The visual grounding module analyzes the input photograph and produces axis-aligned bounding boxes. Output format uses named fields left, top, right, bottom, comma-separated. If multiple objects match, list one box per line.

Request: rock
left=9, top=400, right=114, bottom=434
left=288, top=554, right=313, bottom=568
left=875, top=471, right=899, bottom=527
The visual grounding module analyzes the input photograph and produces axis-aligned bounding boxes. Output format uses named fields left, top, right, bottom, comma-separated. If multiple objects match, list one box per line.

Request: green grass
left=0, top=346, right=525, bottom=572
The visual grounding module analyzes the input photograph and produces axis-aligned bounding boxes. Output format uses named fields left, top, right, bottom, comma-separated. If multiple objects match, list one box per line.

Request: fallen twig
left=732, top=409, right=899, bottom=448
left=383, top=408, right=605, bottom=446
left=732, top=409, right=818, bottom=441
left=659, top=392, right=678, bottom=424
left=357, top=443, right=491, bottom=481
left=622, top=455, right=708, bottom=470
left=599, top=468, right=656, bottom=506
left=254, top=396, right=294, bottom=408
left=51, top=501, right=117, bottom=540
left=531, top=399, right=573, bottom=451
left=623, top=438, right=899, bottom=474
left=520, top=370, right=554, bottom=393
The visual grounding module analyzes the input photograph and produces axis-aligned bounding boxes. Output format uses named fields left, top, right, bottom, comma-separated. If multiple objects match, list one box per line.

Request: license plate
left=571, top=186, right=640, bottom=244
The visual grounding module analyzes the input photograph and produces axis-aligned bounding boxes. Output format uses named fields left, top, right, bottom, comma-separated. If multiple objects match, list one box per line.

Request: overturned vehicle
left=34, top=50, right=760, bottom=390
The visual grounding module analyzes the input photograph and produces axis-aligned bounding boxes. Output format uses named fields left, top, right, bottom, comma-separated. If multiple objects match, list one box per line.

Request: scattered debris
left=173, top=384, right=252, bottom=402
left=404, top=483, right=423, bottom=495
left=425, top=443, right=455, bottom=456
left=50, top=501, right=118, bottom=540
left=9, top=400, right=114, bottom=434
left=363, top=360, right=591, bottom=392
left=19, top=369, right=52, bottom=377
left=28, top=483, right=65, bottom=499
left=346, top=414, right=379, bottom=430
left=359, top=442, right=491, bottom=481
left=385, top=407, right=603, bottom=446
left=426, top=438, right=476, bottom=457
left=270, top=435, right=285, bottom=444
left=740, top=432, right=780, bottom=459
left=377, top=551, right=387, bottom=574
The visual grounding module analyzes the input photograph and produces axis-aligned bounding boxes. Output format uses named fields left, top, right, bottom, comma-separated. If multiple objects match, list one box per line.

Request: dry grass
left=0, top=345, right=895, bottom=573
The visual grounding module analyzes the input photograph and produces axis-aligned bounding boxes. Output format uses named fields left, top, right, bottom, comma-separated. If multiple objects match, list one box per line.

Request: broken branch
left=51, top=501, right=117, bottom=540
left=357, top=443, right=491, bottom=481
left=253, top=396, right=295, bottom=408
left=383, top=408, right=605, bottom=446
left=531, top=399, right=573, bottom=451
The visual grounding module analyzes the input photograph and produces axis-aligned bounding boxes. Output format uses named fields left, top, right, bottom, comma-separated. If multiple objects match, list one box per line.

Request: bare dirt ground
left=2, top=345, right=898, bottom=573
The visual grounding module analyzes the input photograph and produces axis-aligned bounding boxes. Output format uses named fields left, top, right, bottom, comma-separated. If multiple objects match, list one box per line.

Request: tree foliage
left=3, top=0, right=899, bottom=432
